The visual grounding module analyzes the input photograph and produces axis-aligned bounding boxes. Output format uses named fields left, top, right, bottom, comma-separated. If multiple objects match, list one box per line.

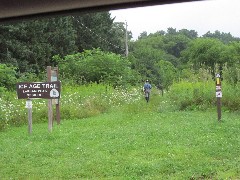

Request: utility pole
left=125, top=21, right=128, bottom=57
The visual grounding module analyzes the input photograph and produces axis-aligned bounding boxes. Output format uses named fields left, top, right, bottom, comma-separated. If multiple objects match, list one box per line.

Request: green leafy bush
left=54, top=48, right=136, bottom=87
left=0, top=64, right=17, bottom=90
left=17, top=71, right=45, bottom=83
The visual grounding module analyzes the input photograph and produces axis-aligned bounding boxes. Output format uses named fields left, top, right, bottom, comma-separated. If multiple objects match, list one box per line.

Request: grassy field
left=1, top=106, right=240, bottom=179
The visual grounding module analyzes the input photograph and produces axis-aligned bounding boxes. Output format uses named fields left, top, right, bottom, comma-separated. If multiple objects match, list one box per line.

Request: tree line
left=0, top=11, right=240, bottom=91
left=0, top=12, right=130, bottom=74
left=129, top=28, right=240, bottom=88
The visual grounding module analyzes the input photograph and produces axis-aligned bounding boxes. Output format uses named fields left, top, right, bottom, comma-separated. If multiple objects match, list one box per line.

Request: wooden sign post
left=47, top=66, right=53, bottom=132
left=26, top=99, right=32, bottom=134
left=51, top=67, right=60, bottom=125
left=16, top=76, right=61, bottom=134
left=216, top=73, right=222, bottom=122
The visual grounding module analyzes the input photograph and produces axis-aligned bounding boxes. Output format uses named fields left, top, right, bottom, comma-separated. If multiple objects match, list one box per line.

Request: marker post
left=216, top=74, right=222, bottom=122
left=47, top=66, right=53, bottom=132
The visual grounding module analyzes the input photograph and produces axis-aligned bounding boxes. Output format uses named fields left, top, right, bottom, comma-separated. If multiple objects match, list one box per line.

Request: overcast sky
left=110, top=0, right=240, bottom=40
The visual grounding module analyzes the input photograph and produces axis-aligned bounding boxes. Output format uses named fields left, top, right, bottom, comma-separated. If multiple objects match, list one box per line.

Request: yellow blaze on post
left=217, top=78, right=220, bottom=85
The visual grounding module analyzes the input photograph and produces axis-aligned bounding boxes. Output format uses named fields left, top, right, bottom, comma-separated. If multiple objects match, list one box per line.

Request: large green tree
left=72, top=12, right=130, bottom=55
left=156, top=60, right=177, bottom=90
left=129, top=36, right=167, bottom=84
left=181, top=38, right=227, bottom=77
left=129, top=29, right=192, bottom=84
left=0, top=17, right=77, bottom=73
left=111, top=22, right=132, bottom=55
left=203, top=30, right=240, bottom=44
left=162, top=34, right=191, bottom=58
left=221, top=42, right=240, bottom=84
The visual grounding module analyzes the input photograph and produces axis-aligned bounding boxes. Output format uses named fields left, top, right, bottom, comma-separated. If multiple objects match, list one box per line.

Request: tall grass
left=0, top=83, right=144, bottom=131
left=222, top=82, right=240, bottom=111
left=168, top=81, right=215, bottom=111
left=168, top=80, right=240, bottom=111
left=1, top=80, right=240, bottom=131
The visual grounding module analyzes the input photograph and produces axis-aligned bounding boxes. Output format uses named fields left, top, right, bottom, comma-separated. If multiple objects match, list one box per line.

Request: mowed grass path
left=1, top=108, right=240, bottom=179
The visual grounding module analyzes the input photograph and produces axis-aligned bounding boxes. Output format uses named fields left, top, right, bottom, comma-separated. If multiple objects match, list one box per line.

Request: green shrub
left=168, top=81, right=215, bottom=110
left=54, top=49, right=136, bottom=86
left=0, top=64, right=17, bottom=90
left=17, top=71, right=45, bottom=83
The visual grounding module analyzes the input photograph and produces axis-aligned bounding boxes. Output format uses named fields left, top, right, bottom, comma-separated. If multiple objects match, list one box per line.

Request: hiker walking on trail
left=143, top=80, right=152, bottom=103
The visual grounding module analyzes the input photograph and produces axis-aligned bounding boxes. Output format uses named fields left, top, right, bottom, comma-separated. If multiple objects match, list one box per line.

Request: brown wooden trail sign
left=16, top=66, right=61, bottom=134
left=16, top=81, right=61, bottom=99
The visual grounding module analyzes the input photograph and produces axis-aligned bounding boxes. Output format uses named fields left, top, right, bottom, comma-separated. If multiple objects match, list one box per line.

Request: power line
left=72, top=16, right=125, bottom=52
